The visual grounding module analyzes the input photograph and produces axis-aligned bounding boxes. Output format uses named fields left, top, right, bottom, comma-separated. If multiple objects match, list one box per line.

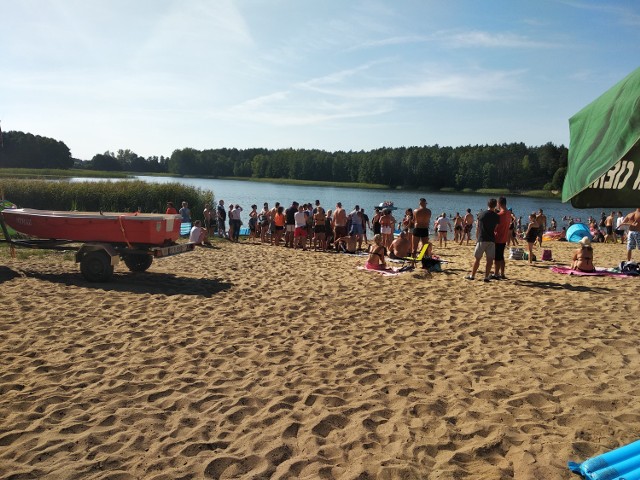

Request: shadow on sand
left=513, top=278, right=612, bottom=293
left=0, top=266, right=21, bottom=284
left=19, top=270, right=233, bottom=297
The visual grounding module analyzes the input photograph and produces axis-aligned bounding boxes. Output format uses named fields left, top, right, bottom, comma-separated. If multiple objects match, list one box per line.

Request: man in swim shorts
left=536, top=209, right=547, bottom=247
left=460, top=208, right=474, bottom=245
left=621, top=207, right=640, bottom=261
left=466, top=198, right=500, bottom=282
left=412, top=198, right=432, bottom=254
left=333, top=202, right=348, bottom=241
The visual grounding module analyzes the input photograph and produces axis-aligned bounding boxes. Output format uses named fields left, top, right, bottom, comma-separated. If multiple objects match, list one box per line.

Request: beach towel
left=550, top=266, right=625, bottom=277
left=356, top=266, right=406, bottom=276
left=569, top=438, right=640, bottom=479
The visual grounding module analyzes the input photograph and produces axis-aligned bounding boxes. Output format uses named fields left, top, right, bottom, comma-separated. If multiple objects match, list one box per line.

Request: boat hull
left=1, top=208, right=182, bottom=245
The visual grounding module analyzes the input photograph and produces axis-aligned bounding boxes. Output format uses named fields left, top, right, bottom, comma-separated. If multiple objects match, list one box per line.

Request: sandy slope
left=0, top=239, right=638, bottom=479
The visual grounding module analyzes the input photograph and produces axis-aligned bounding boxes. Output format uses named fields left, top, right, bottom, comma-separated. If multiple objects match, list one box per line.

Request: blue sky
left=1, top=0, right=639, bottom=160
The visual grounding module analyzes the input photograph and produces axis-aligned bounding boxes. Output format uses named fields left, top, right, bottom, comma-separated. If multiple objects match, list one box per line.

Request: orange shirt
left=274, top=212, right=285, bottom=227
left=495, top=209, right=511, bottom=243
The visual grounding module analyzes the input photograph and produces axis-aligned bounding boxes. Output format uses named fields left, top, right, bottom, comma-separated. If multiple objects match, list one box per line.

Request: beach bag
left=522, top=252, right=536, bottom=261
left=421, top=257, right=442, bottom=272
left=620, top=261, right=640, bottom=276
left=509, top=247, right=524, bottom=260
left=541, top=249, right=552, bottom=261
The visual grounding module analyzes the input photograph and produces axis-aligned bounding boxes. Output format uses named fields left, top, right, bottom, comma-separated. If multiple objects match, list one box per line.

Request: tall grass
left=0, top=179, right=214, bottom=218
left=0, top=168, right=130, bottom=178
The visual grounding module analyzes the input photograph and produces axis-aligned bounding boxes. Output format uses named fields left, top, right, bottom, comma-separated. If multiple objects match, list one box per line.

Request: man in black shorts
left=412, top=198, right=432, bottom=253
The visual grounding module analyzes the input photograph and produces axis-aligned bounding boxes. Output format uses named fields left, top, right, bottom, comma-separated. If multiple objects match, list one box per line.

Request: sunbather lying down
left=571, top=237, right=595, bottom=272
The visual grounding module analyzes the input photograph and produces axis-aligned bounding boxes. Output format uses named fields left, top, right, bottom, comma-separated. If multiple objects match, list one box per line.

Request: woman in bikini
left=379, top=209, right=395, bottom=248
left=571, top=236, right=595, bottom=272
left=313, top=207, right=327, bottom=251
left=365, top=234, right=388, bottom=270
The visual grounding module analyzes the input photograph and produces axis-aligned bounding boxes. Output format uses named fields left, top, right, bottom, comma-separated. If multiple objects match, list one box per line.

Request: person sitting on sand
left=365, top=234, right=388, bottom=270
left=189, top=220, right=209, bottom=245
left=571, top=237, right=595, bottom=272
left=334, top=233, right=358, bottom=254
left=389, top=231, right=411, bottom=259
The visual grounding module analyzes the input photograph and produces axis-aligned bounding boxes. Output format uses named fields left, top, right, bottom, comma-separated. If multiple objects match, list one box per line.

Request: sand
left=0, top=238, right=639, bottom=479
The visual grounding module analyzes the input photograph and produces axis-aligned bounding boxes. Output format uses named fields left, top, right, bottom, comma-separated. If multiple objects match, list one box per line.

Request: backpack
left=620, top=261, right=640, bottom=276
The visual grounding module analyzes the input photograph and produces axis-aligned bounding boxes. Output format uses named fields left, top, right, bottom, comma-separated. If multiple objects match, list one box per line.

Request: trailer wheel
left=80, top=251, right=114, bottom=282
left=123, top=254, right=153, bottom=272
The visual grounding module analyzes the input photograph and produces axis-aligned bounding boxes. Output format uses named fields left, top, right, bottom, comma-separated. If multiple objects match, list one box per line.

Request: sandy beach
left=1, top=239, right=638, bottom=479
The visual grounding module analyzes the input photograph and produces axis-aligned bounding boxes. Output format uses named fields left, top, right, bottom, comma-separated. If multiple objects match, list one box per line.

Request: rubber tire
left=80, top=251, right=114, bottom=282
left=123, top=254, right=153, bottom=272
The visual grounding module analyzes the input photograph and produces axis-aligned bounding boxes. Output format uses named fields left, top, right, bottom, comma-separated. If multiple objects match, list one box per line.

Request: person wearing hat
left=571, top=237, right=595, bottom=272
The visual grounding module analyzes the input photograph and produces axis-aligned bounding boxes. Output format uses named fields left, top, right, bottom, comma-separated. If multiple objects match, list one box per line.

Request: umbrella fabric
left=562, top=67, right=640, bottom=208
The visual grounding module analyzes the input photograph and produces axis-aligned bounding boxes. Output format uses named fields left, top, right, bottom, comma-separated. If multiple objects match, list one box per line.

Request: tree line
left=162, top=143, right=568, bottom=191
left=0, top=129, right=568, bottom=191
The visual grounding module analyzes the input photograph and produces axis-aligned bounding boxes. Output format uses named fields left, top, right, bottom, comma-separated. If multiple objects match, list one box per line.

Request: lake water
left=113, top=176, right=610, bottom=229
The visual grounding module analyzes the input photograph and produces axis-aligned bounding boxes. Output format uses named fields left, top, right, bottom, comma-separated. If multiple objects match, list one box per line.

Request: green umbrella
left=562, top=66, right=640, bottom=208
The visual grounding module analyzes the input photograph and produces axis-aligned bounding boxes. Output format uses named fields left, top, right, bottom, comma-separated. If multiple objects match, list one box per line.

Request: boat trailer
left=0, top=216, right=195, bottom=282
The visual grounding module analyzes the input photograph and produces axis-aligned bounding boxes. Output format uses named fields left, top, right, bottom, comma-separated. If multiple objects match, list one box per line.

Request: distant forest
left=0, top=130, right=568, bottom=191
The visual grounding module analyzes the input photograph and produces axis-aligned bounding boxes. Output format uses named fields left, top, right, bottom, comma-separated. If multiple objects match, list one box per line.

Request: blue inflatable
left=566, top=223, right=592, bottom=243
left=569, top=439, right=640, bottom=479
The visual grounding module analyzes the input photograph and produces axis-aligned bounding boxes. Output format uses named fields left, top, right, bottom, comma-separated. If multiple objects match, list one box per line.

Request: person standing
left=293, top=204, right=308, bottom=250
left=412, top=198, right=432, bottom=254
left=379, top=209, right=396, bottom=248
left=348, top=205, right=364, bottom=251
left=361, top=208, right=371, bottom=245
left=166, top=202, right=178, bottom=214
left=216, top=200, right=227, bottom=238
left=604, top=211, right=616, bottom=243
left=284, top=201, right=298, bottom=248
left=459, top=209, right=474, bottom=245
left=453, top=212, right=463, bottom=243
left=465, top=198, right=500, bottom=282
left=493, top=197, right=511, bottom=280
left=333, top=202, right=348, bottom=241
left=203, top=203, right=214, bottom=237
left=435, top=212, right=452, bottom=248
left=179, top=201, right=191, bottom=225
left=620, top=207, right=640, bottom=261
left=615, top=210, right=626, bottom=243
left=536, top=209, right=547, bottom=247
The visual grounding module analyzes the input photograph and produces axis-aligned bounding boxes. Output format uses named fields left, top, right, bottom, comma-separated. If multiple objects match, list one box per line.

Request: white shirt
left=189, top=226, right=204, bottom=243
left=437, top=217, right=452, bottom=232
left=294, top=211, right=307, bottom=228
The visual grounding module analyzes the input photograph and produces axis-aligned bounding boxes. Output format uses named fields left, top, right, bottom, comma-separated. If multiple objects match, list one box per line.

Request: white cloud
left=436, top=30, right=557, bottom=49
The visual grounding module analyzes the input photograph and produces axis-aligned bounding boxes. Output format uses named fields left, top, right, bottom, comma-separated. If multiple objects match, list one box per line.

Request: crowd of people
left=167, top=197, right=640, bottom=279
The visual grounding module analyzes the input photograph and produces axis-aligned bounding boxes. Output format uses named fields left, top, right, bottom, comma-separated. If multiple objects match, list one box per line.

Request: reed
left=0, top=179, right=214, bottom=218
left=0, top=168, right=130, bottom=178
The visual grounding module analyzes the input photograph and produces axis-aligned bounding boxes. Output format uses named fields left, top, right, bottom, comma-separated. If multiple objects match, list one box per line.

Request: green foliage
left=1, top=129, right=568, bottom=192
left=0, top=179, right=213, bottom=219
left=0, top=131, right=72, bottom=169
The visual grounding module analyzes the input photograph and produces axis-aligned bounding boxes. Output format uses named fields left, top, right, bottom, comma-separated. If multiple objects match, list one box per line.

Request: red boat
left=1, top=208, right=182, bottom=246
